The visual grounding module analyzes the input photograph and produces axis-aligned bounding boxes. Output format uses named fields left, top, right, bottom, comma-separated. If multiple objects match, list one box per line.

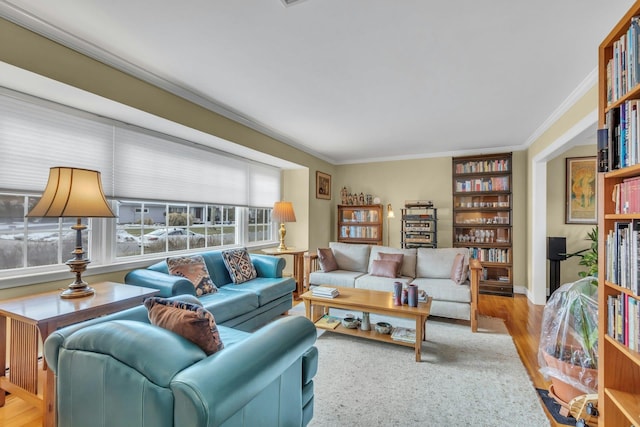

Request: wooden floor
left=0, top=293, right=562, bottom=427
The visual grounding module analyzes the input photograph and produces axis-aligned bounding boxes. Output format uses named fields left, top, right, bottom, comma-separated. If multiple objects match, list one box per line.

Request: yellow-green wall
left=527, top=84, right=598, bottom=300
left=546, top=145, right=597, bottom=285
left=332, top=152, right=527, bottom=289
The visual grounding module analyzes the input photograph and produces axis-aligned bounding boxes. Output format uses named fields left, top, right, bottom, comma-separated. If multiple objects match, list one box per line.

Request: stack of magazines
left=391, top=327, right=416, bottom=343
left=312, top=286, right=340, bottom=298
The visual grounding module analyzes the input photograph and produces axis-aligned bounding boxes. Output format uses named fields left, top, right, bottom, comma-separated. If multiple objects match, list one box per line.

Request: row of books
left=603, top=100, right=640, bottom=171
left=311, top=286, right=339, bottom=299
left=404, top=226, right=432, bottom=232
left=605, top=221, right=640, bottom=295
left=339, top=226, right=379, bottom=239
left=402, top=214, right=434, bottom=220
left=612, top=176, right=640, bottom=214
left=606, top=16, right=640, bottom=105
left=454, top=159, right=510, bottom=174
left=467, top=247, right=510, bottom=264
left=455, top=177, right=509, bottom=193
left=607, top=292, right=640, bottom=352
left=344, top=210, right=379, bottom=222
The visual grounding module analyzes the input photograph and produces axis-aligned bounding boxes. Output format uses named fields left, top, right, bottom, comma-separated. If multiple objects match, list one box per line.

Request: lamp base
left=278, top=222, right=288, bottom=251
left=60, top=284, right=95, bottom=299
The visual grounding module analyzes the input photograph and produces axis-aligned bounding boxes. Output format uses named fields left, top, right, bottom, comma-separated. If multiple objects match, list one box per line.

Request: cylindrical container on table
left=407, top=284, right=418, bottom=307
left=393, top=282, right=402, bottom=306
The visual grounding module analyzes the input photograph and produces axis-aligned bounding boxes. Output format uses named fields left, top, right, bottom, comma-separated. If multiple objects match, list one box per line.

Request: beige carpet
left=292, top=306, right=549, bottom=427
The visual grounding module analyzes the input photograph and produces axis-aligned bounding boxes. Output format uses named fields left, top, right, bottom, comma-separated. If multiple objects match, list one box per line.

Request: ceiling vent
left=281, top=0, right=308, bottom=6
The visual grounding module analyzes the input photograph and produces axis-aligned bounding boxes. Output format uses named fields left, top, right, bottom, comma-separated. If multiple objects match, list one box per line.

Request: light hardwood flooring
left=0, top=293, right=563, bottom=427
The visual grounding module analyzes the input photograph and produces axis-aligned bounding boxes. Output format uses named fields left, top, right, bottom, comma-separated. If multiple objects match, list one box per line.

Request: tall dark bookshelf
left=452, top=153, right=513, bottom=296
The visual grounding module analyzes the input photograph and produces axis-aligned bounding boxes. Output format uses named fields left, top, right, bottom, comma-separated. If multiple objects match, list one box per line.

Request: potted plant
left=539, top=226, right=599, bottom=405
left=538, top=277, right=598, bottom=405
left=564, top=226, right=598, bottom=280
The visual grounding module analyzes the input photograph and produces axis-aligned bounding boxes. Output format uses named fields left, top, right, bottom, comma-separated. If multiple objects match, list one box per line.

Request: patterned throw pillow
left=167, top=255, right=217, bottom=296
left=144, top=297, right=224, bottom=355
left=317, top=248, right=338, bottom=272
left=221, top=248, right=258, bottom=284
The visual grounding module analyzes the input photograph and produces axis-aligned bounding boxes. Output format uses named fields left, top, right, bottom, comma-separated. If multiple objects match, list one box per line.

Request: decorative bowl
left=342, top=316, right=359, bottom=329
left=375, top=321, right=392, bottom=334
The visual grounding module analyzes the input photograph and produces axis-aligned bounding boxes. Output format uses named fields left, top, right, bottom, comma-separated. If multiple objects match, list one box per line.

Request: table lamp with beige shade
left=272, top=201, right=296, bottom=251
left=26, top=166, right=115, bottom=298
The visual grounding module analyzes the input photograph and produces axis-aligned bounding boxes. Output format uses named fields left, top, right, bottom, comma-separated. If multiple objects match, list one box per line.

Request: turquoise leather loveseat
left=44, top=295, right=318, bottom=427
left=125, top=249, right=295, bottom=331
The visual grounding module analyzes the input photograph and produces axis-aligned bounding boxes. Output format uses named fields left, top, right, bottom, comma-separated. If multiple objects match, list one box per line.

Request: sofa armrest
left=44, top=294, right=203, bottom=371
left=171, top=315, right=317, bottom=426
left=124, top=269, right=196, bottom=297
left=304, top=252, right=319, bottom=290
left=469, top=258, right=482, bottom=332
left=250, top=253, right=285, bottom=278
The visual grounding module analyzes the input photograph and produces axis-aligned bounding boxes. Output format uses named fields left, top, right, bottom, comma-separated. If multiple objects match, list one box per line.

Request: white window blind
left=0, top=91, right=114, bottom=195
left=0, top=89, right=280, bottom=207
left=249, top=163, right=281, bottom=207
left=114, top=126, right=252, bottom=205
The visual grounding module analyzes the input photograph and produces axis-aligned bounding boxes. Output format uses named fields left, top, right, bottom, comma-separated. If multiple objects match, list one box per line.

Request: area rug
left=293, top=308, right=549, bottom=426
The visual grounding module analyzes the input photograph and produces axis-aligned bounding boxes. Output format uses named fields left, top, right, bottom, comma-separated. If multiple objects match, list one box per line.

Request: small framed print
left=316, top=171, right=331, bottom=200
left=565, top=156, right=597, bottom=224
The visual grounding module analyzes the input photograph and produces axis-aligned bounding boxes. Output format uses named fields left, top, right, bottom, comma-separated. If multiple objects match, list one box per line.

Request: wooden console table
left=0, top=281, right=158, bottom=427
left=262, top=247, right=307, bottom=298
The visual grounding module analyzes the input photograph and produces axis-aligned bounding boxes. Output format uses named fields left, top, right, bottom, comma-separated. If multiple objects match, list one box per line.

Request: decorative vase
left=393, top=282, right=402, bottom=306
left=407, top=284, right=418, bottom=307
left=360, top=312, right=370, bottom=331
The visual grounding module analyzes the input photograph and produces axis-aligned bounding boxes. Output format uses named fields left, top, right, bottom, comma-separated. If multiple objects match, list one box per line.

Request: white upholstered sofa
left=303, top=242, right=481, bottom=331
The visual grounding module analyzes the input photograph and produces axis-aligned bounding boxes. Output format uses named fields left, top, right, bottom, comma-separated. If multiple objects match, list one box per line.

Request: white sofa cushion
left=329, top=242, right=371, bottom=273
left=354, top=274, right=413, bottom=292
left=416, top=247, right=469, bottom=279
left=309, top=270, right=365, bottom=288
left=411, top=277, right=471, bottom=303
left=367, top=246, right=417, bottom=278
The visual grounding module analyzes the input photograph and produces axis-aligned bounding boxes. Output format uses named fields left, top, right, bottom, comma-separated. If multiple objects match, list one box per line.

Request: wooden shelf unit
left=598, top=3, right=640, bottom=424
left=337, top=204, right=383, bottom=245
left=452, top=152, right=513, bottom=296
left=401, top=206, right=437, bottom=248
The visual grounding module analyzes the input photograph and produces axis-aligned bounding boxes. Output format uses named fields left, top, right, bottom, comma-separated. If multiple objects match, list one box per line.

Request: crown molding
left=524, top=68, right=597, bottom=147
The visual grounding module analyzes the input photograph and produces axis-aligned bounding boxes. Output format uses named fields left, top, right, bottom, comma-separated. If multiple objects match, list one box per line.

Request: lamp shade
left=387, top=203, right=395, bottom=219
left=272, top=201, right=296, bottom=223
left=26, top=167, right=115, bottom=218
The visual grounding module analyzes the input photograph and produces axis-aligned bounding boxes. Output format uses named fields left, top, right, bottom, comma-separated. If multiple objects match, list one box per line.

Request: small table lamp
left=26, top=167, right=115, bottom=299
left=387, top=203, right=395, bottom=246
left=272, top=201, right=296, bottom=251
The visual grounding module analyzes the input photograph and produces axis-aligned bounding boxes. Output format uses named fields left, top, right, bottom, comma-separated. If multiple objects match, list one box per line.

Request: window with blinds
left=0, top=88, right=280, bottom=278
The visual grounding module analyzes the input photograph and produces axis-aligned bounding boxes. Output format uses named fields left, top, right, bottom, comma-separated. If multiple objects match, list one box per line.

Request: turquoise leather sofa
left=44, top=295, right=318, bottom=427
left=125, top=250, right=296, bottom=332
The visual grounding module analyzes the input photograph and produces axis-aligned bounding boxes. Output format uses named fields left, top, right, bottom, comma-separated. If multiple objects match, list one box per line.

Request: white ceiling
left=0, top=0, right=636, bottom=165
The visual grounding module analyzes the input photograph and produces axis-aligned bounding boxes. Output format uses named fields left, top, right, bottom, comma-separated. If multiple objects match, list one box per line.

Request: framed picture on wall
left=565, top=156, right=597, bottom=224
left=316, top=171, right=331, bottom=200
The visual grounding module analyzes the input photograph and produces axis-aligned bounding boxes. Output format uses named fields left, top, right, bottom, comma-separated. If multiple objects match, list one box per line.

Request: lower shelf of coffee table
left=315, top=322, right=418, bottom=347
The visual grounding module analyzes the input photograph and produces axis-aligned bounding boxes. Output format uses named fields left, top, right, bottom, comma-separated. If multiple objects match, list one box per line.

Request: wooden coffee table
left=301, top=286, right=432, bottom=362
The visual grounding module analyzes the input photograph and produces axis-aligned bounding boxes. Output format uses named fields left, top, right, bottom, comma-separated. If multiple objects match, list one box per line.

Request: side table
left=262, top=247, right=307, bottom=298
left=0, top=281, right=159, bottom=427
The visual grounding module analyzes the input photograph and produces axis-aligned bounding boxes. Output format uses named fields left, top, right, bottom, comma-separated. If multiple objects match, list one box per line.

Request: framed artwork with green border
left=565, top=156, right=597, bottom=224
